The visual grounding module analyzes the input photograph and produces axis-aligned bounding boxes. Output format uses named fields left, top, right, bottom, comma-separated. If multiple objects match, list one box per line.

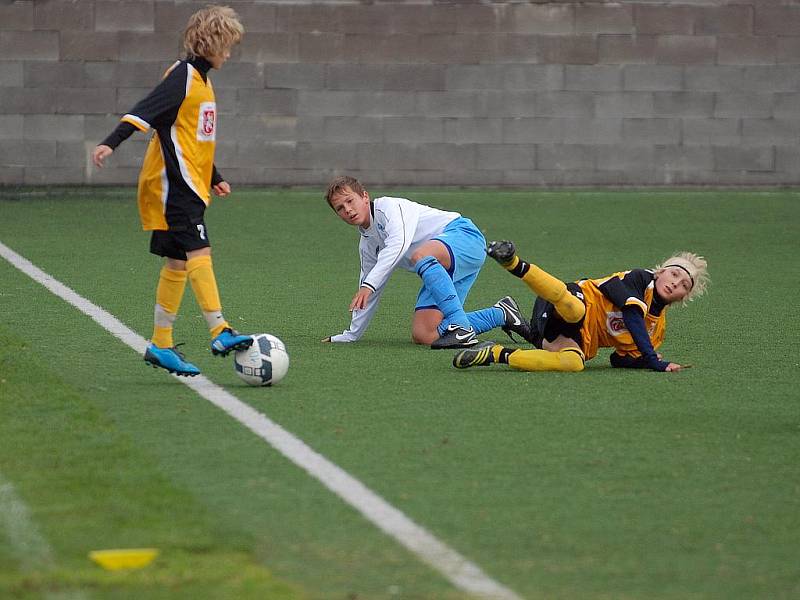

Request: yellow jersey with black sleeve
left=577, top=269, right=667, bottom=360
left=104, top=56, right=220, bottom=231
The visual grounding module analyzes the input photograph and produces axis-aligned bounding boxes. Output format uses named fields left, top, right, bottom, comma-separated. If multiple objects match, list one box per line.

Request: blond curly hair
left=183, top=5, right=244, bottom=59
left=654, top=251, right=709, bottom=305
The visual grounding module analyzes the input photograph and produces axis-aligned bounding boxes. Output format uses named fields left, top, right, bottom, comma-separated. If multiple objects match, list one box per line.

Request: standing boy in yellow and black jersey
left=92, top=5, right=251, bottom=377
left=453, top=241, right=709, bottom=373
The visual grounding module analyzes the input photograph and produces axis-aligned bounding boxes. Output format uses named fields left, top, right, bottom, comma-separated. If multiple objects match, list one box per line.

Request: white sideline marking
left=0, top=471, right=89, bottom=600
left=0, top=240, right=523, bottom=600
left=0, top=471, right=53, bottom=570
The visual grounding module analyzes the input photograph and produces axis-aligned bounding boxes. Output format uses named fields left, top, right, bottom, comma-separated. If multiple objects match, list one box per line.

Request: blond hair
left=325, top=175, right=367, bottom=206
left=655, top=251, right=709, bottom=305
left=183, top=5, right=244, bottom=59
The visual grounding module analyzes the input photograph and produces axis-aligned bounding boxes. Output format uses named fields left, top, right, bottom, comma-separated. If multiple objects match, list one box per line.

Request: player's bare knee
left=412, top=329, right=437, bottom=345
left=411, top=249, right=433, bottom=266
left=165, top=258, right=187, bottom=271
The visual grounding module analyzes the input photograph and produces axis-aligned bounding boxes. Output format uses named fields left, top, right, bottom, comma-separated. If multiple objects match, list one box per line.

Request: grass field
left=0, top=187, right=798, bottom=600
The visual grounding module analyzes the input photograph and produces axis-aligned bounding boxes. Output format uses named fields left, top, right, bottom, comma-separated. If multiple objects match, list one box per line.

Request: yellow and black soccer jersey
left=102, top=56, right=221, bottom=231
left=576, top=269, right=667, bottom=361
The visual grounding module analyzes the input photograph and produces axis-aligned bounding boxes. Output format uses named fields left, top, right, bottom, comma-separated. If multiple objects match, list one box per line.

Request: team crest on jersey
left=606, top=312, right=627, bottom=336
left=197, top=102, right=216, bottom=141
left=607, top=311, right=657, bottom=337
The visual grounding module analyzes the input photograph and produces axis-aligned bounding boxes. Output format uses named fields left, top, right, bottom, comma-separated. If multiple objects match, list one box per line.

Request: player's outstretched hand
left=349, top=287, right=373, bottom=311
left=92, top=145, right=113, bottom=168
left=212, top=181, right=231, bottom=197
left=486, top=240, right=516, bottom=264
left=322, top=336, right=332, bottom=343
left=665, top=362, right=691, bottom=372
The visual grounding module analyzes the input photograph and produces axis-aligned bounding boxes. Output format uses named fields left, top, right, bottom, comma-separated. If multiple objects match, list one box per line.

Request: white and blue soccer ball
left=233, top=333, right=289, bottom=386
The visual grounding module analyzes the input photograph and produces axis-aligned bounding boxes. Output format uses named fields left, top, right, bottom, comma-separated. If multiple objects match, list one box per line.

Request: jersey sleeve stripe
left=625, top=297, right=648, bottom=312
left=121, top=114, right=150, bottom=132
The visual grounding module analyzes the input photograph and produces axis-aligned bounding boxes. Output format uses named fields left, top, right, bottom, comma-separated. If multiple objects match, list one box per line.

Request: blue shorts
left=415, top=217, right=486, bottom=310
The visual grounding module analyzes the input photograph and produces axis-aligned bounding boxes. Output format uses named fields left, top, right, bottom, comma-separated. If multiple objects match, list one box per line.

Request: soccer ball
left=233, top=334, right=289, bottom=386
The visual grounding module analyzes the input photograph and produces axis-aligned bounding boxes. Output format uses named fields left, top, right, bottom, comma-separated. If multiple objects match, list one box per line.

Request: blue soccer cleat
left=144, top=343, right=200, bottom=377
left=211, top=327, right=253, bottom=356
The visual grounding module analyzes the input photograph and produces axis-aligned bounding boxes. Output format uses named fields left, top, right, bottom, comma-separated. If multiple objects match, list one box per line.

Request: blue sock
left=465, top=307, right=504, bottom=335
left=415, top=256, right=470, bottom=331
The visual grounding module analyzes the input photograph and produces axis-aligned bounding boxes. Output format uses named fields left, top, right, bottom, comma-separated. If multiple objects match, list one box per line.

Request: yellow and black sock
left=186, top=255, right=228, bottom=338
left=504, top=257, right=585, bottom=324
left=493, top=345, right=516, bottom=364
left=151, top=266, right=187, bottom=348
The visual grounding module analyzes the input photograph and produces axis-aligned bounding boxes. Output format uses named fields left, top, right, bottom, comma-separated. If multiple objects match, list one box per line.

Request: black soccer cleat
left=453, top=341, right=496, bottom=369
left=486, top=240, right=517, bottom=266
left=494, top=295, right=533, bottom=343
left=430, top=324, right=479, bottom=350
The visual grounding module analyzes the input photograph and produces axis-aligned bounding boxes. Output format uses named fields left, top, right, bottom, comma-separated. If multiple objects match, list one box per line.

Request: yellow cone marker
left=88, top=548, right=159, bottom=571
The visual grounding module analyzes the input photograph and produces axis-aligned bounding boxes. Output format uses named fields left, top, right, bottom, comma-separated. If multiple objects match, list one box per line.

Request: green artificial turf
left=0, top=187, right=798, bottom=600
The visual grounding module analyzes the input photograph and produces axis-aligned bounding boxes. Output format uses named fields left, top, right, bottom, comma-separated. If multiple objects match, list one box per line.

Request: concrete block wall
left=1, top=0, right=799, bottom=186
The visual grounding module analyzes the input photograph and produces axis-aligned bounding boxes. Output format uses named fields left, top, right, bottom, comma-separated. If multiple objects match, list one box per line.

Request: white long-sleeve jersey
left=330, top=196, right=460, bottom=342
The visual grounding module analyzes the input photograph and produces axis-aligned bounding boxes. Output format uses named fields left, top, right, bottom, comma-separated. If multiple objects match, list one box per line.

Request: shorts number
left=196, top=224, right=206, bottom=240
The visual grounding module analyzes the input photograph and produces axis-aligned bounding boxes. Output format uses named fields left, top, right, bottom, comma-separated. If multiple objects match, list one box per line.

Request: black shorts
left=529, top=282, right=586, bottom=349
left=149, top=216, right=211, bottom=260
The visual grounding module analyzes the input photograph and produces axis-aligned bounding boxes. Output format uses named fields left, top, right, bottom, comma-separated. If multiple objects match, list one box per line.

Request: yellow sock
left=491, top=344, right=504, bottom=362
left=186, top=255, right=228, bottom=337
left=518, top=263, right=585, bottom=324
left=508, top=347, right=585, bottom=372
left=151, top=266, right=187, bottom=348
left=151, top=325, right=174, bottom=348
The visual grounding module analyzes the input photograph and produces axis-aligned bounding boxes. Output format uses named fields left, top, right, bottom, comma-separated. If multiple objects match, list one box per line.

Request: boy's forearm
left=330, top=317, right=368, bottom=342
left=100, top=122, right=137, bottom=150
left=332, top=287, right=382, bottom=342
left=362, top=249, right=399, bottom=292
left=211, top=164, right=223, bottom=186
left=329, top=332, right=359, bottom=343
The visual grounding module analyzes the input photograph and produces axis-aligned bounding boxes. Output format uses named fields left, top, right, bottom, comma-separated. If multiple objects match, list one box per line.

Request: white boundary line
left=0, top=240, right=522, bottom=600
left=0, top=471, right=54, bottom=570
left=0, top=471, right=89, bottom=600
